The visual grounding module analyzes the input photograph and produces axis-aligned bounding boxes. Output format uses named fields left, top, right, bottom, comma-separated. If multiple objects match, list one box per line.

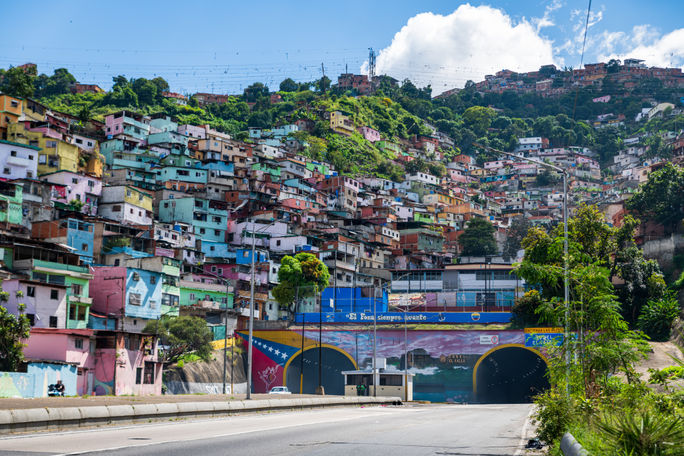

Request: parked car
left=269, top=386, right=291, bottom=394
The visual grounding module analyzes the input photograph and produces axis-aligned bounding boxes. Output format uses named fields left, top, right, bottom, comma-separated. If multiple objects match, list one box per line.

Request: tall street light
left=246, top=219, right=277, bottom=400
left=473, top=143, right=570, bottom=391
left=387, top=271, right=414, bottom=402
left=473, top=143, right=570, bottom=393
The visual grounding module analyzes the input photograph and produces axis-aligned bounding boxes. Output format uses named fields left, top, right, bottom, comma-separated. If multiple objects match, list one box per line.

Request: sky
left=2, top=0, right=683, bottom=95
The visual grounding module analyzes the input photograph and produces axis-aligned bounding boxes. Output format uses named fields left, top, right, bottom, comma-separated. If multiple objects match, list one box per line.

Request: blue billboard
left=294, top=311, right=511, bottom=325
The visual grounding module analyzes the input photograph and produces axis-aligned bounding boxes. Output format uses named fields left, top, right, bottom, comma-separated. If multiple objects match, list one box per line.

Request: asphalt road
left=0, top=403, right=533, bottom=456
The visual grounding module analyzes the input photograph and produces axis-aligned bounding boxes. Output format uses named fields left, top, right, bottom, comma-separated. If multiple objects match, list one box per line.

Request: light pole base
left=315, top=386, right=325, bottom=395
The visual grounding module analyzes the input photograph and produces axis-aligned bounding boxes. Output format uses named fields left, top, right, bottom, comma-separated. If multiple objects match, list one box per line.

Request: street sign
left=524, top=333, right=564, bottom=347
left=524, top=327, right=564, bottom=334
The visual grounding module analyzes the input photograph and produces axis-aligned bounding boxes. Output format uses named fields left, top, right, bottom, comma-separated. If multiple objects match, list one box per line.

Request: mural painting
left=238, top=328, right=550, bottom=402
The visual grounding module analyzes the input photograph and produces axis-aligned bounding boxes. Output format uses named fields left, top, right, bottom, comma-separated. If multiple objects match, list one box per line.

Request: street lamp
left=387, top=271, right=414, bottom=401
left=246, top=219, right=277, bottom=400
left=473, top=143, right=570, bottom=392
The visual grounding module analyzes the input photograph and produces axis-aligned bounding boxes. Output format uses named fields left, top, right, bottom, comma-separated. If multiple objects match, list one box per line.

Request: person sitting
left=54, top=380, right=65, bottom=395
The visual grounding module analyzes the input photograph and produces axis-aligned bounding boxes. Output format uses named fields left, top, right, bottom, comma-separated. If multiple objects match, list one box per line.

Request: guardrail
left=560, top=432, right=589, bottom=456
left=0, top=396, right=401, bottom=435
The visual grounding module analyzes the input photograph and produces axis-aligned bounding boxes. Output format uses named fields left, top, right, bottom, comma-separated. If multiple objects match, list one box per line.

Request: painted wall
left=238, top=327, right=550, bottom=403
left=0, top=363, right=77, bottom=398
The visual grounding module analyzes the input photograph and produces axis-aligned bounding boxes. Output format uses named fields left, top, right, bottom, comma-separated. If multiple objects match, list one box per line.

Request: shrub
left=533, top=389, right=574, bottom=444
left=598, top=410, right=684, bottom=456
left=637, top=295, right=680, bottom=341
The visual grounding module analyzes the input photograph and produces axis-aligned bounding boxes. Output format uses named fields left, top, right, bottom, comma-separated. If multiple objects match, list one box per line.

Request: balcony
left=7, top=155, right=33, bottom=167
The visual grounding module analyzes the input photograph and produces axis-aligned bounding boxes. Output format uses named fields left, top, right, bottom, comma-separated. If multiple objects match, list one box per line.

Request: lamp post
left=246, top=219, right=277, bottom=400
left=388, top=271, right=414, bottom=401
left=473, top=143, right=570, bottom=393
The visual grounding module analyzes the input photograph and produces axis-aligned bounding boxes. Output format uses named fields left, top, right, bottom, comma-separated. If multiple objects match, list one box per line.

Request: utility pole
left=372, top=285, right=377, bottom=397
left=246, top=222, right=257, bottom=400
left=222, top=278, right=231, bottom=395
left=317, top=286, right=324, bottom=394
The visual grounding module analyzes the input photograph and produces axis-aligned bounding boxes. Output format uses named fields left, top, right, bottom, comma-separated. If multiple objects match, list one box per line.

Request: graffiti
left=257, top=365, right=280, bottom=391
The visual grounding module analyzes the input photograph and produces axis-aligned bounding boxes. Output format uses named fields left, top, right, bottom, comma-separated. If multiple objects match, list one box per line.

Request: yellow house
left=22, top=98, right=49, bottom=122
left=124, top=186, right=154, bottom=212
left=0, top=94, right=22, bottom=140
left=6, top=123, right=79, bottom=175
left=330, top=111, right=355, bottom=135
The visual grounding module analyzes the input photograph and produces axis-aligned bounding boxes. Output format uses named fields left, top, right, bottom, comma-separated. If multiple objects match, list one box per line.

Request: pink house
left=24, top=328, right=95, bottom=395
left=40, top=170, right=102, bottom=215
left=358, top=126, right=381, bottom=142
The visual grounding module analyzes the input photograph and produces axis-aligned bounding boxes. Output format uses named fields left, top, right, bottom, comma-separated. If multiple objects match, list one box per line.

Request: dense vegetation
left=2, top=64, right=682, bottom=177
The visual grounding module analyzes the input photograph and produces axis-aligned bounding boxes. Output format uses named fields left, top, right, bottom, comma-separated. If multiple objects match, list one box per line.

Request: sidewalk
left=0, top=393, right=320, bottom=410
left=0, top=395, right=402, bottom=435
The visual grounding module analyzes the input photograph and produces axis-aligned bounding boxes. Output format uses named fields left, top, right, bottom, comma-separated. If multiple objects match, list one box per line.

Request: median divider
left=0, top=396, right=401, bottom=435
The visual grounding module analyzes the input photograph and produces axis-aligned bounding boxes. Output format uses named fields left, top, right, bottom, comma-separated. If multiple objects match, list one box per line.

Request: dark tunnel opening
left=285, top=347, right=356, bottom=395
left=475, top=347, right=549, bottom=403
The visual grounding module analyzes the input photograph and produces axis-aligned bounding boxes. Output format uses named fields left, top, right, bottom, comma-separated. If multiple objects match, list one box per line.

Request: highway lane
left=0, top=403, right=533, bottom=456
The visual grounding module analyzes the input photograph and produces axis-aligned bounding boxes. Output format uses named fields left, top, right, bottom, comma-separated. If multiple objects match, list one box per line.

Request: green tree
left=459, top=218, right=497, bottom=256
left=462, top=106, right=496, bottom=136
left=143, top=316, right=213, bottom=364
left=272, top=253, right=330, bottom=316
left=131, top=78, right=158, bottom=105
left=0, top=280, right=31, bottom=371
left=626, top=162, right=684, bottom=232
left=279, top=78, right=299, bottom=92
left=35, top=68, right=76, bottom=97
left=0, top=66, right=35, bottom=98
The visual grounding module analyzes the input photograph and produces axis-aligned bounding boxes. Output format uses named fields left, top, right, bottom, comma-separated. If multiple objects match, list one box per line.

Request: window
left=149, top=300, right=157, bottom=309
left=129, top=293, right=142, bottom=306
left=136, top=367, right=143, bottom=384
left=71, top=284, right=82, bottom=296
left=10, top=150, right=17, bottom=157
left=49, top=316, right=58, bottom=328
left=112, top=205, right=121, bottom=212
left=72, top=178, right=79, bottom=184
left=27, top=286, right=35, bottom=297
left=132, top=272, right=140, bottom=281
left=144, top=362, right=155, bottom=384
left=81, top=243, right=89, bottom=251
left=50, top=289, right=59, bottom=300
left=2, top=168, right=9, bottom=175
left=74, top=338, right=83, bottom=349
left=27, top=313, right=35, bottom=326
left=114, top=259, right=120, bottom=266
left=150, top=276, right=157, bottom=284
left=189, top=293, right=196, bottom=301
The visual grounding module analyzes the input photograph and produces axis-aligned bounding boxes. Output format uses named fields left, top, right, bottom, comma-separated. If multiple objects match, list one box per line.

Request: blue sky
left=2, top=1, right=683, bottom=95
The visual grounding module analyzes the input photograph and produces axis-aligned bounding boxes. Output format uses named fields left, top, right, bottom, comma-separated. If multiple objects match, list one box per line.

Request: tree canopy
left=459, top=218, right=497, bottom=257
left=272, top=253, right=330, bottom=315
left=143, top=315, right=213, bottom=364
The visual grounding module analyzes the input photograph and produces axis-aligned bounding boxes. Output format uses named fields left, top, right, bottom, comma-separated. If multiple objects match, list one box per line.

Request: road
left=0, top=403, right=533, bottom=456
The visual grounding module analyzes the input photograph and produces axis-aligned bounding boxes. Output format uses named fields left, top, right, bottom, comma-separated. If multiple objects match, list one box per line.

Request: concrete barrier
left=0, top=396, right=401, bottom=435
left=560, top=432, right=589, bottom=456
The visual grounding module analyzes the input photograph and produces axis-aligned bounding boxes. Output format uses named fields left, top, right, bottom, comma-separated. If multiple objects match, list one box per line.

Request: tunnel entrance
left=285, top=346, right=356, bottom=395
left=474, top=346, right=549, bottom=403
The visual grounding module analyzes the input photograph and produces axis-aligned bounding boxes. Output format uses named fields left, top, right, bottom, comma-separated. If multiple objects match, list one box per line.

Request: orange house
left=0, top=94, right=22, bottom=140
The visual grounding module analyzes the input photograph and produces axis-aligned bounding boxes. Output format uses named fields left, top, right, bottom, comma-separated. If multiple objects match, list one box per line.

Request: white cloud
left=364, top=4, right=556, bottom=94
left=533, top=0, right=563, bottom=33
left=598, top=26, right=684, bottom=68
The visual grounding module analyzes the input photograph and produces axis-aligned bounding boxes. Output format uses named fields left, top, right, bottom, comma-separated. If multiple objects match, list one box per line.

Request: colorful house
left=40, top=170, right=102, bottom=215
left=0, top=139, right=40, bottom=180
left=0, top=181, right=23, bottom=227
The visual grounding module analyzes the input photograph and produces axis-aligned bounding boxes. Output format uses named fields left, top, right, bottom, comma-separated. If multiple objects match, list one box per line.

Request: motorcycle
left=47, top=384, right=65, bottom=397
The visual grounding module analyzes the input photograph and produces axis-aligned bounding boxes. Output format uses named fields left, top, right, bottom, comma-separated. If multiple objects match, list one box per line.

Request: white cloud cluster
left=364, top=4, right=556, bottom=94
left=597, top=27, right=684, bottom=68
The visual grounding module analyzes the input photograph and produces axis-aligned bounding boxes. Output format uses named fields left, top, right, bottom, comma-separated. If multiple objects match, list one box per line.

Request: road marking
left=514, top=405, right=536, bottom=456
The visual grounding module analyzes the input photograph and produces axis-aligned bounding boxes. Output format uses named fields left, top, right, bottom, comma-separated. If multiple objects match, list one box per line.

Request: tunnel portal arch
left=284, top=345, right=357, bottom=395
left=473, top=344, right=550, bottom=403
